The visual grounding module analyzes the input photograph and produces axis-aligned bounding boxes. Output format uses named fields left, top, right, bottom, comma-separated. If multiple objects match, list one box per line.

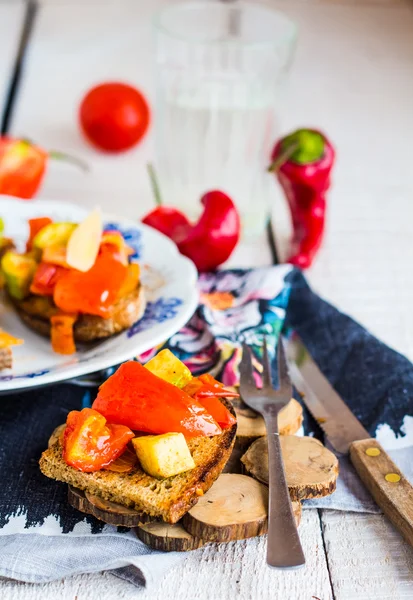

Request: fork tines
left=276, top=337, right=292, bottom=397
left=240, top=336, right=292, bottom=399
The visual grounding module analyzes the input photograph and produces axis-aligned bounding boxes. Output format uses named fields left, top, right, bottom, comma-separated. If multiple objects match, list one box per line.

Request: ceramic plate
left=0, top=197, right=198, bottom=392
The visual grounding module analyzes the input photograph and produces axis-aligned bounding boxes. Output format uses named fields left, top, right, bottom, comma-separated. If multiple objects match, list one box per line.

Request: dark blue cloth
left=286, top=269, right=413, bottom=439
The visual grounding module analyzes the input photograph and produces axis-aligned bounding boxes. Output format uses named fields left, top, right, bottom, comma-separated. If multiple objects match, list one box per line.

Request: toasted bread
left=39, top=399, right=237, bottom=523
left=13, top=284, right=145, bottom=342
left=0, top=347, right=12, bottom=369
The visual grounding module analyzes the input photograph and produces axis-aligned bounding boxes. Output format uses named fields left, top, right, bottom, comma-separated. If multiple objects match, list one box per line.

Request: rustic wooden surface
left=1, top=0, right=413, bottom=598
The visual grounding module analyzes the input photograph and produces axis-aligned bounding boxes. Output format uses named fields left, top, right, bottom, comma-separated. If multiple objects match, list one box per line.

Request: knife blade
left=286, top=336, right=369, bottom=454
left=285, top=334, right=413, bottom=548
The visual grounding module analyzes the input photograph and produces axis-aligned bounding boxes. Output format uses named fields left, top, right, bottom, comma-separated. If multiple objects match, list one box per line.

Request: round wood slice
left=225, top=398, right=303, bottom=474
left=241, top=435, right=339, bottom=501
left=234, top=398, right=303, bottom=443
left=182, top=473, right=301, bottom=543
left=137, top=522, right=204, bottom=552
left=68, top=486, right=151, bottom=526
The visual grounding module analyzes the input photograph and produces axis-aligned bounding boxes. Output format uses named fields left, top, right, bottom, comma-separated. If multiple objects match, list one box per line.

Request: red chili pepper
left=142, top=165, right=240, bottom=272
left=269, top=129, right=335, bottom=269
left=142, top=206, right=191, bottom=240
left=0, top=137, right=88, bottom=200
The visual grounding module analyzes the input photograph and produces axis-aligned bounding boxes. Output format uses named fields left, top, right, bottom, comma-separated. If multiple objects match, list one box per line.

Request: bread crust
left=0, top=347, right=12, bottom=370
left=13, top=285, right=145, bottom=342
left=39, top=399, right=237, bottom=524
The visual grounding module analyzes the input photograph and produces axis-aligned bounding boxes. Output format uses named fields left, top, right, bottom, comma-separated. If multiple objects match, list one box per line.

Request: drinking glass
left=153, top=1, right=297, bottom=237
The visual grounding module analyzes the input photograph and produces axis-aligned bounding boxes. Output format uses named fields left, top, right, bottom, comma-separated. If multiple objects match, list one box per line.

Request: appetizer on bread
left=40, top=350, right=238, bottom=523
left=0, top=209, right=145, bottom=355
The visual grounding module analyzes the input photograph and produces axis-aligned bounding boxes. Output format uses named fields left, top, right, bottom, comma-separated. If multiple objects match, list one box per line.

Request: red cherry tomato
left=63, top=408, right=134, bottom=472
left=79, top=82, right=150, bottom=152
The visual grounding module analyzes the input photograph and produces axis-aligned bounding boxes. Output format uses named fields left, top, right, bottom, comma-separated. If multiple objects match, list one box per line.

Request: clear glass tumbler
left=153, top=1, right=297, bottom=238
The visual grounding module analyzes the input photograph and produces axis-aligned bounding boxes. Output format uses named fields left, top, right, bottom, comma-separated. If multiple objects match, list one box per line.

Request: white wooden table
left=1, top=1, right=413, bottom=598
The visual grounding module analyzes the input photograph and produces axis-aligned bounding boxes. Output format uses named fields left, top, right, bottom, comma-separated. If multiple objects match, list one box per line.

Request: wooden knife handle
left=349, top=438, right=413, bottom=546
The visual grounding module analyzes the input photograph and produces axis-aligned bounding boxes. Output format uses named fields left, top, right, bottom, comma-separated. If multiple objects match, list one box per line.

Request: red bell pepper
left=62, top=407, right=134, bottom=472
left=53, top=254, right=127, bottom=317
left=42, top=245, right=69, bottom=268
left=196, top=396, right=236, bottom=429
left=117, top=263, right=140, bottom=297
left=26, top=217, right=53, bottom=251
left=99, top=230, right=134, bottom=266
left=30, top=263, right=66, bottom=296
left=269, top=129, right=335, bottom=269
left=142, top=165, right=240, bottom=272
left=184, top=374, right=239, bottom=400
left=0, top=137, right=87, bottom=200
left=183, top=374, right=237, bottom=428
left=92, top=361, right=222, bottom=438
left=50, top=313, right=77, bottom=355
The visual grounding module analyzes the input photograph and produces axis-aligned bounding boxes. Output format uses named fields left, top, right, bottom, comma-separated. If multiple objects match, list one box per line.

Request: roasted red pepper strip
left=99, top=230, right=134, bottom=266
left=269, top=129, right=335, bottom=269
left=142, top=166, right=240, bottom=272
left=50, top=313, right=77, bottom=355
left=184, top=374, right=239, bottom=399
left=30, top=263, right=66, bottom=296
left=26, top=217, right=53, bottom=251
left=198, top=374, right=239, bottom=397
left=53, top=254, right=127, bottom=317
left=183, top=375, right=237, bottom=429
left=117, top=263, right=140, bottom=298
left=93, top=361, right=222, bottom=438
left=62, top=408, right=134, bottom=472
left=196, top=396, right=236, bottom=429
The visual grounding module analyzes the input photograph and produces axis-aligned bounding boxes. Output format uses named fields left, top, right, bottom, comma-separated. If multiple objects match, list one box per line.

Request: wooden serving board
left=68, top=475, right=302, bottom=552
left=67, top=432, right=339, bottom=552
left=65, top=398, right=339, bottom=552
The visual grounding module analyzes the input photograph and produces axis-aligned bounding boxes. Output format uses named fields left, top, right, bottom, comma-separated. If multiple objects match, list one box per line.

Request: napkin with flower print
left=139, top=264, right=293, bottom=387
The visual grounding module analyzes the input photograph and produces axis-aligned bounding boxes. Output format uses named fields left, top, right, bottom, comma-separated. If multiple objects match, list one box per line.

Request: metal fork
left=240, top=338, right=305, bottom=569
